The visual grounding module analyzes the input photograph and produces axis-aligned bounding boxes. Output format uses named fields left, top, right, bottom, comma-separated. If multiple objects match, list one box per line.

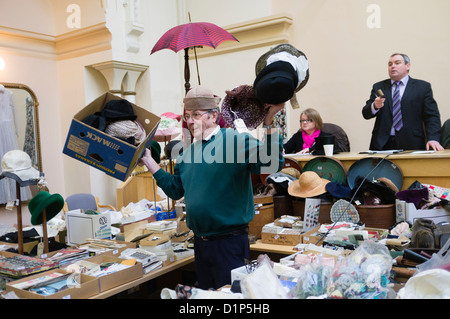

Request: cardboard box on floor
left=63, top=92, right=160, bottom=181
left=6, top=269, right=99, bottom=299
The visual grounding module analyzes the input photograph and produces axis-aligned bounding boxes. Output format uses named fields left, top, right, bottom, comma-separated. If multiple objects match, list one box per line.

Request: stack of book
left=46, top=248, right=90, bottom=267
left=0, top=255, right=58, bottom=279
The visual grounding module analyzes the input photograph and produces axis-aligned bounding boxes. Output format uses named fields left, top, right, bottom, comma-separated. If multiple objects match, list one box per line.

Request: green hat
left=28, top=191, right=64, bottom=225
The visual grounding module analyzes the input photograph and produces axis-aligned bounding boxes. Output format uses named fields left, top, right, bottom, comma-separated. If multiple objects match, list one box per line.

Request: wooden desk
left=288, top=150, right=450, bottom=190
left=250, top=240, right=296, bottom=255
left=90, top=255, right=194, bottom=299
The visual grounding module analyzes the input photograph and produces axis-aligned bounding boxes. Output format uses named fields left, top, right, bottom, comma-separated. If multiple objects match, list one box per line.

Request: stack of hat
left=254, top=43, right=309, bottom=109
left=82, top=98, right=146, bottom=146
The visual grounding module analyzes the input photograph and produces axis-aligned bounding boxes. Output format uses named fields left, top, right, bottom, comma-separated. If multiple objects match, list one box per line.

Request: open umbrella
left=151, top=20, right=238, bottom=93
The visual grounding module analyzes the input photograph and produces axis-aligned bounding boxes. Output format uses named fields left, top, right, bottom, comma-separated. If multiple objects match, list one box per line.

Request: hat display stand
left=8, top=178, right=42, bottom=255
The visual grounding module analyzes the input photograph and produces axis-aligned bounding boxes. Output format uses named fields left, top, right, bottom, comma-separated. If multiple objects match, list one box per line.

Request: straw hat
left=288, top=171, right=330, bottom=198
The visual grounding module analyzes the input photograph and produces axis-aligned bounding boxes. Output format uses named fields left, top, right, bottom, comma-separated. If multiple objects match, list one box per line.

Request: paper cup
left=324, top=144, right=334, bottom=156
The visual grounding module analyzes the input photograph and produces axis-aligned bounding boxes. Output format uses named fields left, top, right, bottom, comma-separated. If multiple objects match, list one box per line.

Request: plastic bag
left=327, top=241, right=393, bottom=299
left=288, top=257, right=333, bottom=299
left=416, top=236, right=450, bottom=273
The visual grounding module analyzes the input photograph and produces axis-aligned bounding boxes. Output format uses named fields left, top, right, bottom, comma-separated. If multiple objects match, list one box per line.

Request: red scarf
left=302, top=129, right=320, bottom=150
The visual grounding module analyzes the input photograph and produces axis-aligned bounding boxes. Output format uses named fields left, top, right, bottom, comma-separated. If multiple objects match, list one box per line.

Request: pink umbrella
left=151, top=21, right=238, bottom=93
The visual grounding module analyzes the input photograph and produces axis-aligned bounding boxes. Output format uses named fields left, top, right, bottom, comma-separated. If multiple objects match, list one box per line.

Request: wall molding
left=194, top=13, right=293, bottom=58
left=0, top=23, right=112, bottom=60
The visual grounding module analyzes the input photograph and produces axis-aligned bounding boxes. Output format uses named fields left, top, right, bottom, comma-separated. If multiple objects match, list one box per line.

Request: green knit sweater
left=153, top=128, right=284, bottom=236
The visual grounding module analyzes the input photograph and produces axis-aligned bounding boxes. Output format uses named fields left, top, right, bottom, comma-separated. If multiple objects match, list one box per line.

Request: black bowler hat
left=253, top=61, right=298, bottom=105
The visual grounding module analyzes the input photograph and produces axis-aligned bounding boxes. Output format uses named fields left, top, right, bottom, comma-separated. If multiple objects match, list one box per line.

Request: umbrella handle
left=184, top=48, right=191, bottom=93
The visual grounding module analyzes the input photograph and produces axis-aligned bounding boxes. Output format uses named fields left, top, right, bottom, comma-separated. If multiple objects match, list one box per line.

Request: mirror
left=0, top=82, right=42, bottom=171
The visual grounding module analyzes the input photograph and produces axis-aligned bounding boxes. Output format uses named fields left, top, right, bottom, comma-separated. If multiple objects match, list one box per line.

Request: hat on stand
left=254, top=43, right=309, bottom=108
left=28, top=191, right=64, bottom=225
left=0, top=150, right=43, bottom=186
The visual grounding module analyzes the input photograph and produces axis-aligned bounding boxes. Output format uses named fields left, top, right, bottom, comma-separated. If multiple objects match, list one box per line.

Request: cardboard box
left=302, top=225, right=388, bottom=245
left=396, top=199, right=450, bottom=224
left=66, top=210, right=111, bottom=245
left=6, top=269, right=99, bottom=299
left=249, top=204, right=274, bottom=239
left=301, top=225, right=323, bottom=245
left=83, top=254, right=143, bottom=292
left=63, top=92, right=160, bottom=181
left=260, top=222, right=302, bottom=246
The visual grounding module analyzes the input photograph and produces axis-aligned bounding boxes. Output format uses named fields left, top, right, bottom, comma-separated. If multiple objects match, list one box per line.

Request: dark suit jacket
left=283, top=130, right=341, bottom=155
left=362, top=77, right=441, bottom=150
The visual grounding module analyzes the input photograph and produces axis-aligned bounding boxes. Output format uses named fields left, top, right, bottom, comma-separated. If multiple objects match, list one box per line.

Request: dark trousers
left=194, top=233, right=249, bottom=290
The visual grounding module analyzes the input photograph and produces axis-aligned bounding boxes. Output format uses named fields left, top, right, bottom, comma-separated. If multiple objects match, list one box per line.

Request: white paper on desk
left=410, top=150, right=435, bottom=154
left=365, top=149, right=403, bottom=154
left=284, top=153, right=312, bottom=157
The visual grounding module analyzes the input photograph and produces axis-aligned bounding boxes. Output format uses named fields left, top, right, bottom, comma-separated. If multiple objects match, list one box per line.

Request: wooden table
left=90, top=255, right=195, bottom=299
left=89, top=241, right=297, bottom=299
left=287, top=149, right=450, bottom=190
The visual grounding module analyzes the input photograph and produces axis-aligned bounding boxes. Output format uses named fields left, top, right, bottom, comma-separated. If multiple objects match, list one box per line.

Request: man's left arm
left=422, top=83, right=444, bottom=151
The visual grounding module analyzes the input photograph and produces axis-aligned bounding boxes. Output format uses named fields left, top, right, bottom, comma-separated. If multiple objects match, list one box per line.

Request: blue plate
left=347, top=157, right=403, bottom=190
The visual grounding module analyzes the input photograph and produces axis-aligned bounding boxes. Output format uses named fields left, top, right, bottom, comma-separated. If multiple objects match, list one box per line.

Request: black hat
left=101, top=99, right=137, bottom=121
left=82, top=112, right=107, bottom=131
left=253, top=61, right=298, bottom=105
left=254, top=43, right=309, bottom=109
left=164, top=140, right=186, bottom=160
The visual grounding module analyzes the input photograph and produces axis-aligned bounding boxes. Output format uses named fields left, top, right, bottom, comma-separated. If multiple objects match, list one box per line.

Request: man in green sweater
left=140, top=86, right=284, bottom=290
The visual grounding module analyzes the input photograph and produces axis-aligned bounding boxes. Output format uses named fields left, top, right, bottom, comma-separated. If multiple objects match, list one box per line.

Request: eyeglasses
left=300, top=119, right=313, bottom=124
left=183, top=111, right=209, bottom=122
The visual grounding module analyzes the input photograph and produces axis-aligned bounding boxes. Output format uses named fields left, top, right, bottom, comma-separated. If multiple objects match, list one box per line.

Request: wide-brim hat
left=0, top=150, right=42, bottom=186
left=183, top=86, right=221, bottom=110
left=351, top=176, right=397, bottom=205
left=255, top=43, right=309, bottom=109
left=221, top=85, right=267, bottom=129
left=28, top=191, right=64, bottom=225
left=288, top=171, right=330, bottom=198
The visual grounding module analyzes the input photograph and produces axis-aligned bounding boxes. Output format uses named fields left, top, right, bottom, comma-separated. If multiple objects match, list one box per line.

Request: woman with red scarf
left=283, top=108, right=335, bottom=155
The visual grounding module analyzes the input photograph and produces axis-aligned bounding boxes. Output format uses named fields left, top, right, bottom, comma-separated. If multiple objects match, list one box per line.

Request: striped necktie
left=392, top=81, right=403, bottom=131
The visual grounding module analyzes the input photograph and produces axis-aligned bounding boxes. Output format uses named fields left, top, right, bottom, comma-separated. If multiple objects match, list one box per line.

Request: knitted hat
left=221, top=85, right=266, bottom=129
left=105, top=120, right=146, bottom=145
left=183, top=86, right=221, bottom=110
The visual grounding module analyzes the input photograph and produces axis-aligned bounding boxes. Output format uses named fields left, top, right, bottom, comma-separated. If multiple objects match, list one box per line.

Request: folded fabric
left=397, top=188, right=430, bottom=209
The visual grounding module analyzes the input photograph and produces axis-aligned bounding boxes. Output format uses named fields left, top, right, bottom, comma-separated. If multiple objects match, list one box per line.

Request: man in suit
left=362, top=53, right=444, bottom=151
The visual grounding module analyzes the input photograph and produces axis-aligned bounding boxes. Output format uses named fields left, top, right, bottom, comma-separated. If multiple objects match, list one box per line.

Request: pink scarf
left=302, top=129, right=320, bottom=150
